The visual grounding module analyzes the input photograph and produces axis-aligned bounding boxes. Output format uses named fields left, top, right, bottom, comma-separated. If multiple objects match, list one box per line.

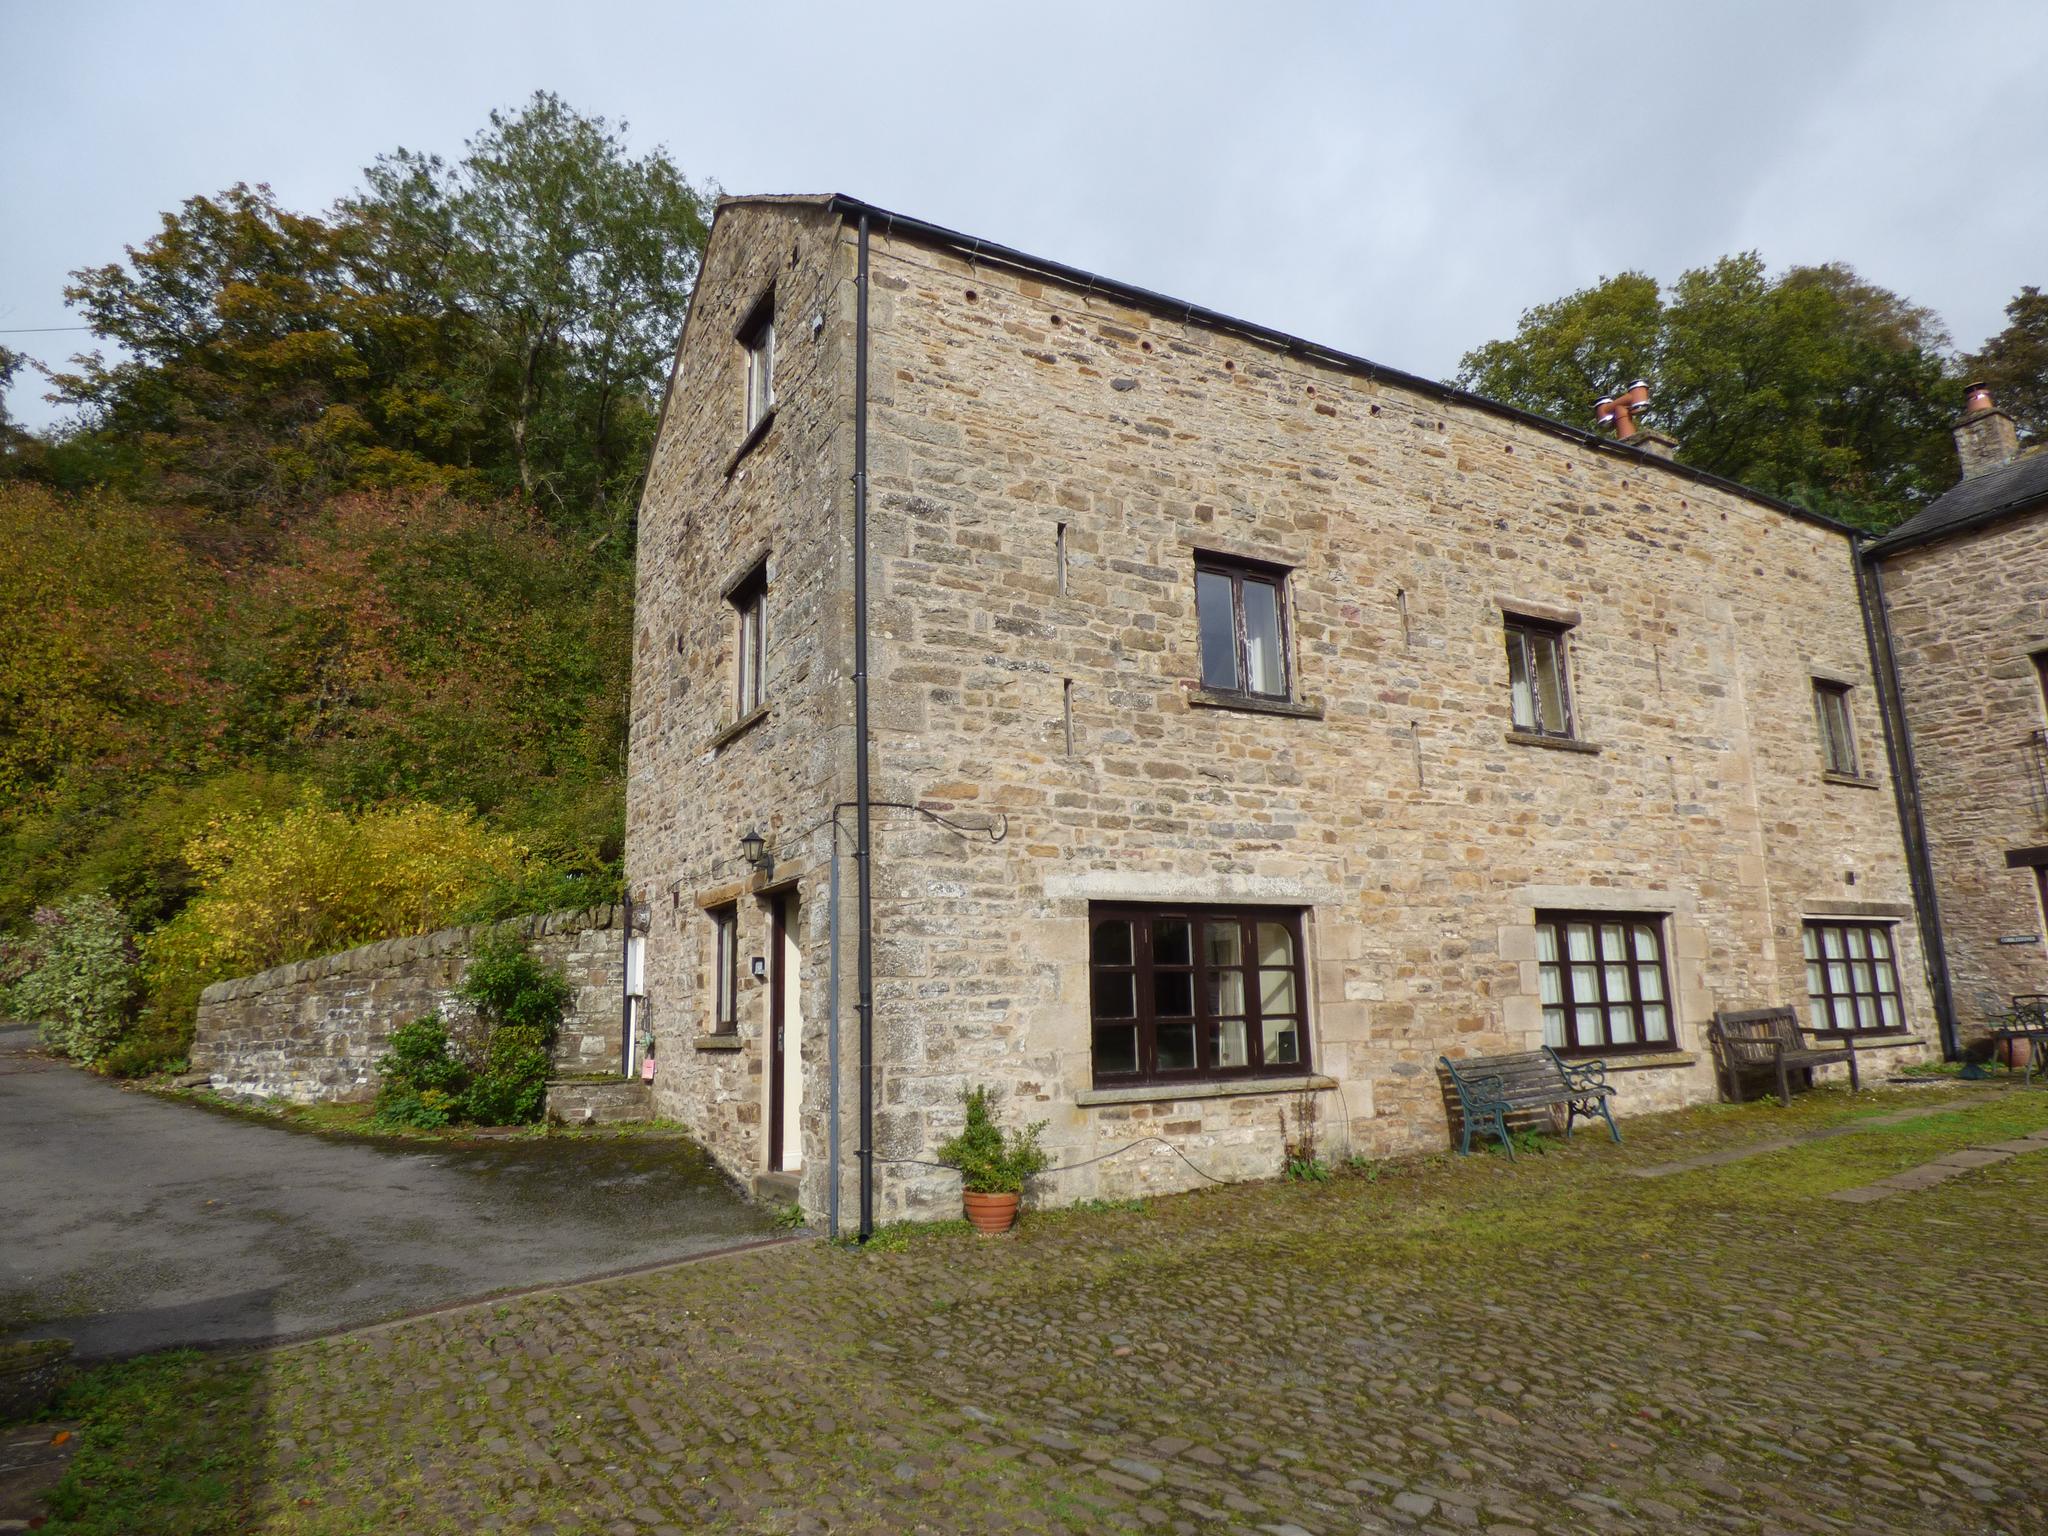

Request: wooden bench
left=1438, top=1047, right=1620, bottom=1158
left=1707, top=1007, right=1859, bottom=1106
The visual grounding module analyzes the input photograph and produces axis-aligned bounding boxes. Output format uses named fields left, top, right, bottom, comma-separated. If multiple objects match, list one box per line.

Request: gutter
left=1854, top=537, right=1960, bottom=1058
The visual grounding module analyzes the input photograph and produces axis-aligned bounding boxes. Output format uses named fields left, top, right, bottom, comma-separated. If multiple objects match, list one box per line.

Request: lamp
left=740, top=828, right=770, bottom=872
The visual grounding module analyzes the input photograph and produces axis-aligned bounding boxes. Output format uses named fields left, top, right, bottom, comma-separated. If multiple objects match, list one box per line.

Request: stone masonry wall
left=1879, top=506, right=2048, bottom=1031
left=191, top=906, right=630, bottom=1103
left=845, top=221, right=1933, bottom=1217
left=627, top=202, right=1937, bottom=1222
left=625, top=199, right=856, bottom=1214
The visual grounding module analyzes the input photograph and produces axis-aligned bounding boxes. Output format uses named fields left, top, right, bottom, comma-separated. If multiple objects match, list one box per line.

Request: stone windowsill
left=1819, top=1029, right=1920, bottom=1050
left=724, top=409, right=776, bottom=476
left=707, top=704, right=770, bottom=753
left=1076, top=1072, right=1336, bottom=1108
left=1821, top=770, right=1882, bottom=790
left=694, top=1034, right=745, bottom=1052
left=1185, top=688, right=1326, bottom=720
left=1504, top=730, right=1601, bottom=755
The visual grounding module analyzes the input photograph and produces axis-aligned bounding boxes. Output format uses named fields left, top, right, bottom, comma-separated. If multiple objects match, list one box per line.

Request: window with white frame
left=740, top=294, right=775, bottom=433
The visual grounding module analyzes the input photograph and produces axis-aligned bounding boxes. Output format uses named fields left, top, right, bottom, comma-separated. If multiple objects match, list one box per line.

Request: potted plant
left=937, top=1086, right=1050, bottom=1234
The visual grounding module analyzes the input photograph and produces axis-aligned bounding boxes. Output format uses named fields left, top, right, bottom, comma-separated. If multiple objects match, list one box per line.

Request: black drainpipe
left=853, top=212, right=877, bottom=1240
left=1854, top=537, right=1961, bottom=1058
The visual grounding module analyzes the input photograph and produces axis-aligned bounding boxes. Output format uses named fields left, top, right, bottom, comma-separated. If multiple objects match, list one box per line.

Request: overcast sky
left=4, top=1, right=2044, bottom=433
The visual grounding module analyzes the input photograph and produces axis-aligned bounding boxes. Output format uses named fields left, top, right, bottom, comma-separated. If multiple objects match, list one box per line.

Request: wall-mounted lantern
left=740, top=827, right=771, bottom=873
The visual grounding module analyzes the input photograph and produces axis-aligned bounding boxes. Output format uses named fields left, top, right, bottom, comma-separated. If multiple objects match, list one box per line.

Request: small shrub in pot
left=936, top=1086, right=1050, bottom=1234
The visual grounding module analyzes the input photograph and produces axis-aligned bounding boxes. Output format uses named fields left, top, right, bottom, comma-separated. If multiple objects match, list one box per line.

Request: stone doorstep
left=751, top=1170, right=800, bottom=1205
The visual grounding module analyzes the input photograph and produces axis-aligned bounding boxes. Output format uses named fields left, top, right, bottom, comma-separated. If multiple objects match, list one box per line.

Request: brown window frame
left=1087, top=903, right=1310, bottom=1088
left=739, top=290, right=775, bottom=434
left=1802, top=920, right=1905, bottom=1035
left=1193, top=556, right=1293, bottom=701
left=1535, top=911, right=1676, bottom=1057
left=2034, top=650, right=2048, bottom=717
left=1814, top=679, right=1858, bottom=776
left=729, top=564, right=766, bottom=717
left=1504, top=617, right=1576, bottom=739
left=709, top=903, right=740, bottom=1034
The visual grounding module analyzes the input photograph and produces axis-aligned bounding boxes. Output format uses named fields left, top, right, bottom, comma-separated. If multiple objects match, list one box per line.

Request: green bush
left=454, top=934, right=568, bottom=1125
left=372, top=1014, right=467, bottom=1128
left=936, top=1086, right=1051, bottom=1196
left=11, top=893, right=138, bottom=1065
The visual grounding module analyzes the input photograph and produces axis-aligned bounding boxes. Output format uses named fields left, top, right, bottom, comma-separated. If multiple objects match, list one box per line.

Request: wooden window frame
left=1802, top=920, right=1905, bottom=1035
left=2034, top=650, right=2048, bottom=718
left=729, top=564, right=767, bottom=717
left=1534, top=911, right=1676, bottom=1057
left=1087, top=903, right=1310, bottom=1088
left=1193, top=556, right=1293, bottom=701
left=739, top=291, right=775, bottom=434
left=1814, top=679, right=1858, bottom=777
left=710, top=903, right=740, bottom=1035
left=1504, top=617, right=1576, bottom=740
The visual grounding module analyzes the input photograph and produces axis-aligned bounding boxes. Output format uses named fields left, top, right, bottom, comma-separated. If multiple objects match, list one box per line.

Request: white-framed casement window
left=1505, top=616, right=1575, bottom=739
left=740, top=293, right=775, bottom=433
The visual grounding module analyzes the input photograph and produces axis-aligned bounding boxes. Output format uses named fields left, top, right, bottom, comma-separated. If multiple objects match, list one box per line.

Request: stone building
left=1868, top=390, right=2048, bottom=1034
left=624, top=195, right=1937, bottom=1226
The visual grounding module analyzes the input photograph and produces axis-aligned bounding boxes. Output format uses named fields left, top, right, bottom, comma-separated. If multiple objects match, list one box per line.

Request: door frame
left=766, top=891, right=795, bottom=1171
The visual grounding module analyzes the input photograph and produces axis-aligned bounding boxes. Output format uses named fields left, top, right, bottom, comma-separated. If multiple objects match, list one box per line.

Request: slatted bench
left=1707, top=1006, right=1859, bottom=1105
left=1438, top=1047, right=1620, bottom=1158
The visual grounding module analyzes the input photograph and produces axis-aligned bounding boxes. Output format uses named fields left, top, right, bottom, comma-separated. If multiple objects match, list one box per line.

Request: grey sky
left=3, top=0, right=2044, bottom=434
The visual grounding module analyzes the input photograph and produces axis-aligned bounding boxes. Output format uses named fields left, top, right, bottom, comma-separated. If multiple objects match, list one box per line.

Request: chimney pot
left=1953, top=382, right=2018, bottom=480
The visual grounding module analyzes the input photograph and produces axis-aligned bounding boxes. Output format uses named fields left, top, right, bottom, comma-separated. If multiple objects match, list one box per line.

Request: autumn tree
left=1962, top=285, right=2048, bottom=444
left=1456, top=254, right=1957, bottom=530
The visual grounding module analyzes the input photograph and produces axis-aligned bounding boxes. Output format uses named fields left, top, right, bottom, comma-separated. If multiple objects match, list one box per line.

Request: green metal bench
left=1438, top=1047, right=1620, bottom=1158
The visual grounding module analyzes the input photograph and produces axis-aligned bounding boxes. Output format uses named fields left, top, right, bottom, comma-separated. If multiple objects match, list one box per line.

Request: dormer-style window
left=740, top=292, right=775, bottom=433
left=1195, top=556, right=1291, bottom=700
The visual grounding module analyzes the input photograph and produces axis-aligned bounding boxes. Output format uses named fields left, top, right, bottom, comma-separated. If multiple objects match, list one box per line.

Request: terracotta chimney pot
left=1953, top=382, right=2018, bottom=480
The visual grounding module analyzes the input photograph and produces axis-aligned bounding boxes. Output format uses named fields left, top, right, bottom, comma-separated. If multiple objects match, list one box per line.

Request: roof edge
left=1867, top=489, right=2048, bottom=558
left=809, top=193, right=1857, bottom=540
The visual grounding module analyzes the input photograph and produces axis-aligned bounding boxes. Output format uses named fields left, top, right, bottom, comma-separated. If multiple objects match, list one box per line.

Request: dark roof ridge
left=801, top=193, right=1856, bottom=540
left=1868, top=446, right=2048, bottom=556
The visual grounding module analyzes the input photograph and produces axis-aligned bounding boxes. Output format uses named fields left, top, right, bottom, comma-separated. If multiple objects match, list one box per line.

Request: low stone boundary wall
left=192, top=906, right=632, bottom=1103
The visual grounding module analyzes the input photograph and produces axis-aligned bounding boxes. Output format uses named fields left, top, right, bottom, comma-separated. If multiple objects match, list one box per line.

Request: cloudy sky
left=4, top=1, right=2044, bottom=432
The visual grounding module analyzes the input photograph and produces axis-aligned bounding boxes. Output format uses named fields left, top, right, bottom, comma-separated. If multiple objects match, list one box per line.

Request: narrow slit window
left=1815, top=680, right=1857, bottom=776
left=710, top=904, right=739, bottom=1034
left=730, top=564, right=767, bottom=717
left=1505, top=617, right=1574, bottom=738
left=1194, top=557, right=1292, bottom=700
left=740, top=294, right=775, bottom=433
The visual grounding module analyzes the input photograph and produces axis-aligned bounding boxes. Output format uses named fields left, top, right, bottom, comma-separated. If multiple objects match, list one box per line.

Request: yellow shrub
left=144, top=795, right=527, bottom=1010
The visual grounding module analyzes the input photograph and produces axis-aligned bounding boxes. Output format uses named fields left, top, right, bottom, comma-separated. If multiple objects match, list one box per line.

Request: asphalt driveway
left=0, top=1026, right=781, bottom=1360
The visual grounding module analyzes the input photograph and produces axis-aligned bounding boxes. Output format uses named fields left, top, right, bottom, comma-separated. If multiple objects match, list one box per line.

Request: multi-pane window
left=1814, top=681, right=1858, bottom=776
left=1195, top=559, right=1290, bottom=699
left=730, top=565, right=766, bottom=716
left=1504, top=618, right=1574, bottom=738
left=1803, top=921, right=1903, bottom=1033
left=741, top=298, right=775, bottom=432
left=710, top=904, right=739, bottom=1033
left=1089, top=905, right=1308, bottom=1086
left=1535, top=913, right=1673, bottom=1055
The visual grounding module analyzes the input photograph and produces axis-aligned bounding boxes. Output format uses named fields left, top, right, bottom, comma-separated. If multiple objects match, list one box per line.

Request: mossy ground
left=29, top=1081, right=2048, bottom=1534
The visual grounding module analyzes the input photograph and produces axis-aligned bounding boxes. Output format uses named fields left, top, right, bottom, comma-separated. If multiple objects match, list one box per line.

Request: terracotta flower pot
left=1997, top=1035, right=2033, bottom=1074
left=963, top=1191, right=1020, bottom=1235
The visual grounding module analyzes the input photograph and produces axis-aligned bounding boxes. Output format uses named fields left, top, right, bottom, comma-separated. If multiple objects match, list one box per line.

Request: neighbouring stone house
left=625, top=194, right=1945, bottom=1225
left=1869, top=391, right=2048, bottom=1036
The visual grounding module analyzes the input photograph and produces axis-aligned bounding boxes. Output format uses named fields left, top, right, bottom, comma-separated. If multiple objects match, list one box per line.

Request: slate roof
left=1871, top=447, right=2048, bottom=555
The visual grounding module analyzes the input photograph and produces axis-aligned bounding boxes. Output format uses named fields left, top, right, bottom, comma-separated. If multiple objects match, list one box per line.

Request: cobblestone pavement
left=61, top=1083, right=2048, bottom=1534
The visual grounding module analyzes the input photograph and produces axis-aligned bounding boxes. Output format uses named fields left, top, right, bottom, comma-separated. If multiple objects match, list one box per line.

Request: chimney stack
left=1953, top=382, right=2018, bottom=480
left=1594, top=379, right=1678, bottom=458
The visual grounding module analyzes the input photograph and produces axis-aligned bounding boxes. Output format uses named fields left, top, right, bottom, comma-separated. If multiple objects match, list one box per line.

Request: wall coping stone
left=197, top=904, right=623, bottom=1004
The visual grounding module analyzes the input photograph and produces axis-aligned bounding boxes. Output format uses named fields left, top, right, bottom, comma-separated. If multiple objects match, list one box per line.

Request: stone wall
left=1878, top=506, right=2048, bottom=1031
left=191, top=906, right=632, bottom=1103
left=626, top=201, right=1937, bottom=1221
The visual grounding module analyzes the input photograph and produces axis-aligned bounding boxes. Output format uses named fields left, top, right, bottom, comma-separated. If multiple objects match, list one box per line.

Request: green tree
left=1456, top=254, right=1958, bottom=530
left=349, top=91, right=712, bottom=533
left=1962, top=285, right=2048, bottom=444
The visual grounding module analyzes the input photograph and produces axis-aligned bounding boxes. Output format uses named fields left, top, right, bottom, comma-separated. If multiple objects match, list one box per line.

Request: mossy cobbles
left=35, top=1083, right=2048, bottom=1534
